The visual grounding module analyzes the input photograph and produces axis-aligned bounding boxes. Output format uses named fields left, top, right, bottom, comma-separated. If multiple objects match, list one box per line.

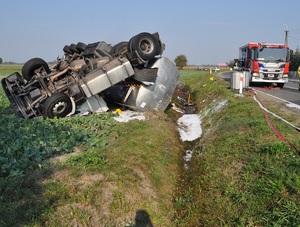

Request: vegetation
left=0, top=66, right=181, bottom=226
left=290, top=46, right=300, bottom=71
left=0, top=66, right=299, bottom=226
left=0, top=64, right=22, bottom=76
left=173, top=70, right=300, bottom=226
left=174, top=55, right=188, bottom=69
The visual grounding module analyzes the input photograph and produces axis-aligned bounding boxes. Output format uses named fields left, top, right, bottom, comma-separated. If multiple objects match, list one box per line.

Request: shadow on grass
left=134, top=210, right=153, bottom=227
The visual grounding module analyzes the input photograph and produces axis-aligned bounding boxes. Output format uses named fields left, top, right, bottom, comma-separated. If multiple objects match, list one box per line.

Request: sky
left=1, top=0, right=300, bottom=66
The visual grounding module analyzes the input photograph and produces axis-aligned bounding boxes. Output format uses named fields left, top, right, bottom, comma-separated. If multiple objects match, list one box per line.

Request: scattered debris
left=172, top=81, right=196, bottom=114
left=113, top=110, right=145, bottom=122
left=183, top=150, right=193, bottom=169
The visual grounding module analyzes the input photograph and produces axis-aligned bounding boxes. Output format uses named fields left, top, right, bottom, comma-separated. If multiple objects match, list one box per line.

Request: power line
left=289, top=35, right=300, bottom=41
left=288, top=29, right=300, bottom=32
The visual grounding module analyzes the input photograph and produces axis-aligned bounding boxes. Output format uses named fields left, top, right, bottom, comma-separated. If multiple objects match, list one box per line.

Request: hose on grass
left=250, top=89, right=300, bottom=153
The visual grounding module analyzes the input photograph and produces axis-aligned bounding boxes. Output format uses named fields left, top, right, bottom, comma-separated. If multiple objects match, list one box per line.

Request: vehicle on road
left=1, top=32, right=179, bottom=119
left=237, top=43, right=291, bottom=88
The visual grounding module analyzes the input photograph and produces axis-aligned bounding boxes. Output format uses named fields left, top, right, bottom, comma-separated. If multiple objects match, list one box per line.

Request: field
left=0, top=64, right=22, bottom=76
left=0, top=66, right=299, bottom=226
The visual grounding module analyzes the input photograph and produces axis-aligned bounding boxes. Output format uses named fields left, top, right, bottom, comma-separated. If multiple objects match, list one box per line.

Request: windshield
left=256, top=47, right=289, bottom=62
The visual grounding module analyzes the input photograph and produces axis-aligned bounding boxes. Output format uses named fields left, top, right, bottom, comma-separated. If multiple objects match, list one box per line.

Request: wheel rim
left=139, top=38, right=154, bottom=55
left=52, top=101, right=67, bottom=115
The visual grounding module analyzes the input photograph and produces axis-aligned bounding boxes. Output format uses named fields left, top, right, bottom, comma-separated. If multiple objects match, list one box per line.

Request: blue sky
left=1, top=0, right=300, bottom=65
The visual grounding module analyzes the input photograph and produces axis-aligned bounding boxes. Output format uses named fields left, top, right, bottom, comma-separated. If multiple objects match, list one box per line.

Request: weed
left=66, top=150, right=107, bottom=168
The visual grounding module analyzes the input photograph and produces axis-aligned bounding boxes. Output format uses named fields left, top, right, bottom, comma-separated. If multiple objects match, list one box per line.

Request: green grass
left=0, top=69, right=299, bottom=226
left=0, top=73, right=180, bottom=225
left=173, top=70, right=300, bottom=226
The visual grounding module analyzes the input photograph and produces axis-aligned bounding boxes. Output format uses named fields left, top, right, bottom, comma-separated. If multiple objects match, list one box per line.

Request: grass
left=0, top=67, right=300, bottom=226
left=173, top=70, right=300, bottom=226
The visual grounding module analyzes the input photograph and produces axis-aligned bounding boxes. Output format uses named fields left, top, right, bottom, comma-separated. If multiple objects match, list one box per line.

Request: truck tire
left=128, top=32, right=160, bottom=61
left=22, top=58, right=51, bottom=81
left=76, top=42, right=87, bottom=52
left=133, top=67, right=158, bottom=83
left=43, top=92, right=72, bottom=118
left=70, top=44, right=80, bottom=54
left=63, top=45, right=72, bottom=54
left=110, top=41, right=128, bottom=55
left=277, top=83, right=284, bottom=88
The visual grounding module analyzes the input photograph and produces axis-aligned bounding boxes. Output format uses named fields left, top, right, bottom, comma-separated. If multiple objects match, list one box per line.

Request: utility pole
left=282, top=24, right=289, bottom=46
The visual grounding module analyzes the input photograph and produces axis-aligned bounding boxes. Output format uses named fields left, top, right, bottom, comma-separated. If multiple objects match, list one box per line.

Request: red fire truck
left=238, top=43, right=290, bottom=87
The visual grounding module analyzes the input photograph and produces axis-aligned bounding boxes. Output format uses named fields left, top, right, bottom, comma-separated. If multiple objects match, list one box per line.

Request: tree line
left=290, top=47, right=300, bottom=71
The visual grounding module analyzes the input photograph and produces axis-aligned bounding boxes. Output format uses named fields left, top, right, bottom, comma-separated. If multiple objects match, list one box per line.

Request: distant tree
left=290, top=46, right=300, bottom=71
left=227, top=60, right=236, bottom=68
left=0, top=57, right=2, bottom=64
left=174, top=55, right=188, bottom=69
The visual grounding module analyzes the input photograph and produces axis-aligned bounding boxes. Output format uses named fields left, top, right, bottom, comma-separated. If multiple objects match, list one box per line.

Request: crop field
left=0, top=68, right=299, bottom=226
left=0, top=64, right=22, bottom=76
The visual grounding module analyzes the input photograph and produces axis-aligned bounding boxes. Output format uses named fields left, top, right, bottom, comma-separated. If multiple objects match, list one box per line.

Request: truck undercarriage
left=1, top=32, right=179, bottom=119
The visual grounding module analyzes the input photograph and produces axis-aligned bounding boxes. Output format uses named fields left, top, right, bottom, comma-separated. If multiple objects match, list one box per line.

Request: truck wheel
left=277, top=83, right=284, bottom=88
left=63, top=45, right=72, bottom=54
left=76, top=42, right=87, bottom=52
left=22, top=58, right=51, bottom=81
left=43, top=92, right=72, bottom=118
left=70, top=44, right=80, bottom=54
left=133, top=67, right=158, bottom=82
left=129, top=33, right=160, bottom=61
left=110, top=41, right=128, bottom=55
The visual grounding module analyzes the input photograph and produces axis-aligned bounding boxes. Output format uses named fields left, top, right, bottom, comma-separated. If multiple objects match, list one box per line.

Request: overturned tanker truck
left=1, top=32, right=179, bottom=119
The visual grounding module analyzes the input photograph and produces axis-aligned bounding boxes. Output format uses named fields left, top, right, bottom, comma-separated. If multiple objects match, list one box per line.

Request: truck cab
left=239, top=43, right=290, bottom=87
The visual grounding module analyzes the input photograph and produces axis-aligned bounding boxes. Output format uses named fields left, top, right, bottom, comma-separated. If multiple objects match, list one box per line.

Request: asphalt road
left=222, top=72, right=300, bottom=105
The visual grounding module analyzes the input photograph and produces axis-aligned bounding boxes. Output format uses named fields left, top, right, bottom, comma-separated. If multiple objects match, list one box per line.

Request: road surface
left=221, top=72, right=300, bottom=105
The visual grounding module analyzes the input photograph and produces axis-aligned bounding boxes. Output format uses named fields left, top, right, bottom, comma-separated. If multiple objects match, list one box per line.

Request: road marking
left=284, top=85, right=297, bottom=90
left=255, top=89, right=300, bottom=109
left=255, top=89, right=290, bottom=103
left=253, top=92, right=300, bottom=131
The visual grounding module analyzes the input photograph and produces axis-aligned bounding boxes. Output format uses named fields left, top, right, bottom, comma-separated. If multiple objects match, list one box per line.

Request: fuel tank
left=123, top=57, right=179, bottom=111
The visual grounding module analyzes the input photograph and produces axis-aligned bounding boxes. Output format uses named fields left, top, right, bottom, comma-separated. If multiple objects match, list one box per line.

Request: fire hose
left=250, top=89, right=300, bottom=152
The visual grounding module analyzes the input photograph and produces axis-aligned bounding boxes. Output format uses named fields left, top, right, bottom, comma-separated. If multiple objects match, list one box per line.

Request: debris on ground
left=113, top=110, right=145, bottom=122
